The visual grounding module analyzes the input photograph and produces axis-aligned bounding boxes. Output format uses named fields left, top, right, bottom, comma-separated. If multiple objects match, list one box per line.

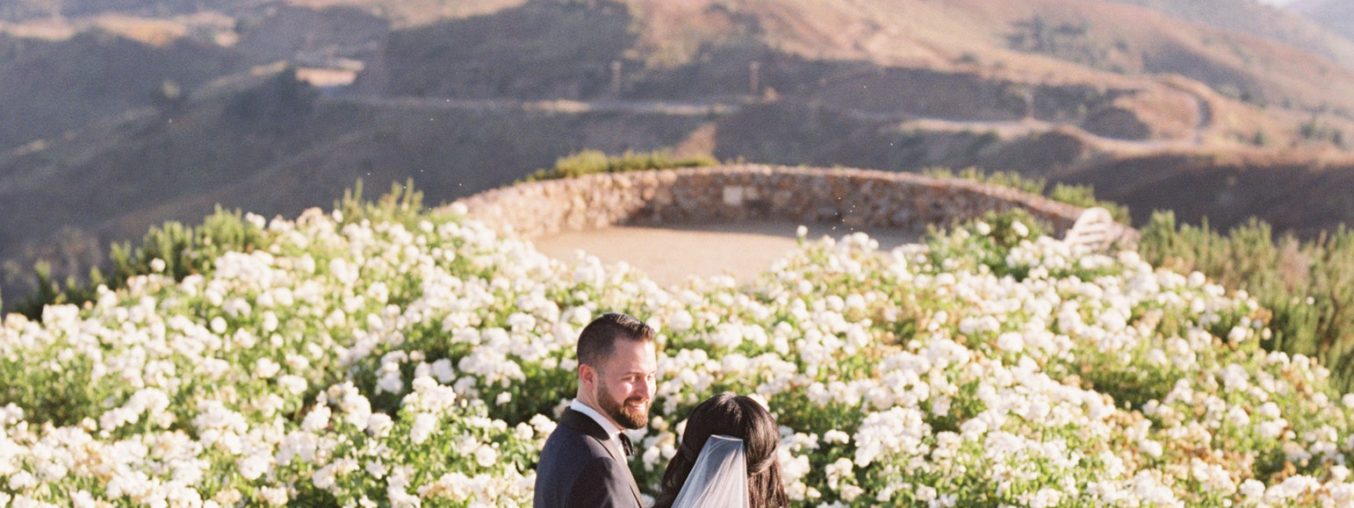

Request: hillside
left=357, top=0, right=1354, bottom=118
left=350, top=0, right=1354, bottom=156
left=5, top=0, right=1354, bottom=306
left=1110, top=0, right=1354, bottom=69
left=0, top=29, right=244, bottom=151
left=1063, top=151, right=1354, bottom=237
left=0, top=69, right=709, bottom=297
left=12, top=69, right=1354, bottom=303
left=1292, top=0, right=1354, bottom=45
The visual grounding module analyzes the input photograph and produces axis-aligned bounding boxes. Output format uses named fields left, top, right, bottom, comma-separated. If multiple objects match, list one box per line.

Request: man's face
left=591, top=338, right=658, bottom=429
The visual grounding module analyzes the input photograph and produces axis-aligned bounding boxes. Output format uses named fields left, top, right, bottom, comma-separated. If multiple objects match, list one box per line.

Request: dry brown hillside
left=355, top=0, right=1354, bottom=145
left=1293, top=0, right=1354, bottom=45
left=1062, top=151, right=1354, bottom=238
left=0, top=29, right=243, bottom=151
left=1110, top=0, right=1354, bottom=70
left=0, top=69, right=708, bottom=296
left=4, top=0, right=1354, bottom=306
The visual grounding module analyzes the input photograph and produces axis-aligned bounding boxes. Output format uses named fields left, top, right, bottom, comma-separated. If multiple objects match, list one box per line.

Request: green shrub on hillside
left=15, top=208, right=265, bottom=319
left=923, top=166, right=1130, bottom=223
left=1048, top=183, right=1131, bottom=223
left=925, top=208, right=1050, bottom=280
left=9, top=194, right=1354, bottom=505
left=16, top=180, right=425, bottom=321
left=1139, top=211, right=1354, bottom=389
left=521, top=149, right=718, bottom=182
left=923, top=166, right=1047, bottom=196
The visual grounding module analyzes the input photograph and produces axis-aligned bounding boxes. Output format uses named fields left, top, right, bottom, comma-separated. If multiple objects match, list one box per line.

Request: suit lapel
left=559, top=408, right=644, bottom=506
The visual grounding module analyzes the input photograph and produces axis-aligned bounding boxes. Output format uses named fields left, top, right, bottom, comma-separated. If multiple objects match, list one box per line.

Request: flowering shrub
left=3, top=197, right=1354, bottom=507
left=1139, top=210, right=1354, bottom=392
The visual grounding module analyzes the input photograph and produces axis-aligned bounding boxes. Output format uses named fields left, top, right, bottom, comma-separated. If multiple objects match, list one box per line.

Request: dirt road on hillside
left=327, top=95, right=1210, bottom=154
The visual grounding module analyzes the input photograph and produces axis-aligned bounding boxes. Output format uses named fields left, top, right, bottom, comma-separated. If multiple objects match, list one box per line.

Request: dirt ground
left=532, top=220, right=922, bottom=286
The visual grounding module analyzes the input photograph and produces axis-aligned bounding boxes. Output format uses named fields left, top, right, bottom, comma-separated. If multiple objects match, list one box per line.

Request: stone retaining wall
left=452, top=165, right=1136, bottom=242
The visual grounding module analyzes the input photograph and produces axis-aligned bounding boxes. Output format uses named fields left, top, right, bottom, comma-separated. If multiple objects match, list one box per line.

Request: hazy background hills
left=3, top=0, right=1354, bottom=305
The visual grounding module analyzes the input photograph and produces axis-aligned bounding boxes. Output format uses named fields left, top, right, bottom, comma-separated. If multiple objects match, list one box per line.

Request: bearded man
left=534, top=312, right=657, bottom=508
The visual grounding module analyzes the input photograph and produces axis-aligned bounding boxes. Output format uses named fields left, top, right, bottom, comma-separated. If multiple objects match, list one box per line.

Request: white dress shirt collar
left=570, top=399, right=623, bottom=443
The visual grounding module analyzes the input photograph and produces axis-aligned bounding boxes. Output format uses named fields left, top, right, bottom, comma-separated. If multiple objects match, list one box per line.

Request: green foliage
left=1250, top=130, right=1271, bottom=147
left=16, top=208, right=266, bottom=319
left=15, top=180, right=430, bottom=322
left=19, top=261, right=61, bottom=316
left=151, top=79, right=185, bottom=111
left=521, top=149, right=717, bottom=182
left=1300, top=117, right=1347, bottom=148
left=923, top=166, right=1047, bottom=195
left=925, top=208, right=1051, bottom=280
left=924, top=166, right=1132, bottom=224
left=1007, top=15, right=1122, bottom=73
left=6, top=181, right=1354, bottom=505
left=1139, top=211, right=1354, bottom=389
left=335, top=178, right=428, bottom=228
left=1048, top=183, right=1131, bottom=223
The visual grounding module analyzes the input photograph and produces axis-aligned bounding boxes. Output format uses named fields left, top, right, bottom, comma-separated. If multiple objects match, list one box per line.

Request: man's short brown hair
left=577, top=312, right=654, bottom=368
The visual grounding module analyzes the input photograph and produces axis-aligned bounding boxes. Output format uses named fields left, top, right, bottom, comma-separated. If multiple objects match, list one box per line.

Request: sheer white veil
left=671, top=434, right=749, bottom=508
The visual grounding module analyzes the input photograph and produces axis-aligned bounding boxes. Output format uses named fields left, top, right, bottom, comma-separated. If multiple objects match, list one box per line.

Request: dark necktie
left=618, top=432, right=634, bottom=458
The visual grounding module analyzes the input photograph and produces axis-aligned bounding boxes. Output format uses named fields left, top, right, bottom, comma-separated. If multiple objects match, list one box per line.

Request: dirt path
left=329, top=95, right=1207, bottom=154
left=532, top=220, right=921, bottom=286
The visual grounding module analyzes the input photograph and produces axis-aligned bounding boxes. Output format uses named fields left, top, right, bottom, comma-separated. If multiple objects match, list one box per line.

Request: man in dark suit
left=535, top=312, right=658, bottom=508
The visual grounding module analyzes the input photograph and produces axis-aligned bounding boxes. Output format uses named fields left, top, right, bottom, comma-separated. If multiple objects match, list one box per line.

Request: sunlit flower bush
left=3, top=198, right=1354, bottom=507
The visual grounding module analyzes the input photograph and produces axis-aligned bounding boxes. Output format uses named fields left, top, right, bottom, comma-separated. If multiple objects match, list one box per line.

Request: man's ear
left=578, top=363, right=594, bottom=389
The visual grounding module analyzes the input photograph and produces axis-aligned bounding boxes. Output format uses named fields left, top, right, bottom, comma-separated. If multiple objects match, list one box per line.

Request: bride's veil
left=671, top=434, right=750, bottom=508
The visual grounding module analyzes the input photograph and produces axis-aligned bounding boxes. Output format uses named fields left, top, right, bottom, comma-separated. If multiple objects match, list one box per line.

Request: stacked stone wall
left=452, top=165, right=1136, bottom=241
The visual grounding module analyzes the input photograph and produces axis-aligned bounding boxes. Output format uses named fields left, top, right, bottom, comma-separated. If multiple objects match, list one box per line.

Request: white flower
left=515, top=422, right=534, bottom=440
left=313, top=463, right=338, bottom=490
left=237, top=453, right=270, bottom=481
left=475, top=444, right=498, bottom=467
left=256, top=358, right=281, bottom=379
left=411, top=413, right=437, bottom=444
left=259, top=486, right=289, bottom=506
left=996, top=332, right=1024, bottom=353
left=279, top=375, right=308, bottom=395
left=669, top=310, right=694, bottom=332
left=1240, top=479, right=1265, bottom=499
left=377, top=374, right=404, bottom=395
left=825, top=457, right=853, bottom=489
left=302, top=405, right=331, bottom=432
left=367, top=413, right=394, bottom=437
left=432, top=359, right=456, bottom=383
left=8, top=470, right=36, bottom=490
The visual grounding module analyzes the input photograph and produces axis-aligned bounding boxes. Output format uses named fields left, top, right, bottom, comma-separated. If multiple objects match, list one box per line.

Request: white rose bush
left=3, top=189, right=1354, bottom=507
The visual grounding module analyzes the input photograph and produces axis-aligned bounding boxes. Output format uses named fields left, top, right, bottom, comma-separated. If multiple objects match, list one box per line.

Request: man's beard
left=597, top=382, right=649, bottom=429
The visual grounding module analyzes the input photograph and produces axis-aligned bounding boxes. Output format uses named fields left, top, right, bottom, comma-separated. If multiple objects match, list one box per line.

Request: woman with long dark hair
left=651, top=393, right=789, bottom=508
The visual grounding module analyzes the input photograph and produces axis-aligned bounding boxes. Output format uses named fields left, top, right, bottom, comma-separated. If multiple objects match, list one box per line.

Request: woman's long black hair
left=651, top=393, right=789, bottom=508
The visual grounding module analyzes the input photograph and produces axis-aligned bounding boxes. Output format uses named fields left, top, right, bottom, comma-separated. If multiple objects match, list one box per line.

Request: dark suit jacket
left=534, top=408, right=643, bottom=508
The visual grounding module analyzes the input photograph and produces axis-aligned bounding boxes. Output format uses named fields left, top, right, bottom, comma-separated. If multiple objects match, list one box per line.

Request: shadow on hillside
left=354, top=1, right=638, bottom=98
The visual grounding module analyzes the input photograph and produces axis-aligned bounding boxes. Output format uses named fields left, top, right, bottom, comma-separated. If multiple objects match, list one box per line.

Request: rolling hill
left=1292, top=0, right=1354, bottom=45
left=0, top=68, right=709, bottom=296
left=4, top=0, right=1354, bottom=305
left=0, top=29, right=244, bottom=152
